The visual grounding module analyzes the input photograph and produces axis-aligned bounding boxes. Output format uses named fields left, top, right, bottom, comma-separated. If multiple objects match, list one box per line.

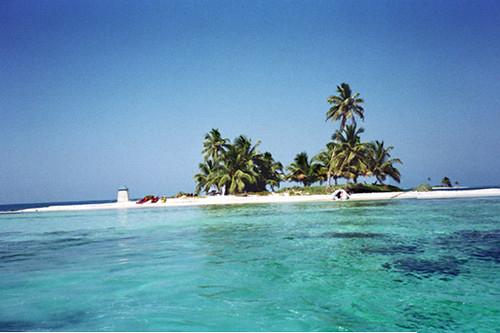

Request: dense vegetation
left=276, top=184, right=402, bottom=195
left=194, top=83, right=403, bottom=195
left=194, top=130, right=284, bottom=195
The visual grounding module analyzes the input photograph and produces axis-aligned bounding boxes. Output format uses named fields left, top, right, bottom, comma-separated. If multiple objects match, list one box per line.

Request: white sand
left=15, top=188, right=500, bottom=213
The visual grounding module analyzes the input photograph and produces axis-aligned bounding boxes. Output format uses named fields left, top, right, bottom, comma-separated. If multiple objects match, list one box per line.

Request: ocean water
left=0, top=199, right=499, bottom=332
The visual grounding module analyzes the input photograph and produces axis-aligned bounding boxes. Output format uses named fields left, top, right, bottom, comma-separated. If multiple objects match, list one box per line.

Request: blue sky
left=1, top=0, right=500, bottom=203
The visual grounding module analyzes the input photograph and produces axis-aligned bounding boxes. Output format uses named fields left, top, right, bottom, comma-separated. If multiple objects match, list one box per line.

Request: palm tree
left=253, top=152, right=284, bottom=191
left=194, top=160, right=217, bottom=194
left=313, top=141, right=340, bottom=186
left=313, top=149, right=331, bottom=185
left=326, top=83, right=365, bottom=129
left=319, top=135, right=343, bottom=186
left=202, top=128, right=229, bottom=162
left=287, top=152, right=319, bottom=186
left=441, top=177, right=452, bottom=187
left=368, top=140, right=402, bottom=184
left=332, top=124, right=370, bottom=183
left=214, top=136, right=259, bottom=195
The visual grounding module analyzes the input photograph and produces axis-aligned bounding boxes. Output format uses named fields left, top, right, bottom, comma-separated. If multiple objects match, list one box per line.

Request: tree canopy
left=194, top=83, right=403, bottom=193
left=195, top=130, right=284, bottom=194
left=326, top=83, right=365, bottom=129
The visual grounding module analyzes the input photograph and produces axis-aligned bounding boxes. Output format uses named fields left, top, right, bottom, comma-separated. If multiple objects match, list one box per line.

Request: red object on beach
left=151, top=196, right=159, bottom=203
left=136, top=196, right=153, bottom=204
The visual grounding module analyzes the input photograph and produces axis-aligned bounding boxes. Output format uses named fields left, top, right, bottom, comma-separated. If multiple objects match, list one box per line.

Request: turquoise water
left=0, top=199, right=499, bottom=332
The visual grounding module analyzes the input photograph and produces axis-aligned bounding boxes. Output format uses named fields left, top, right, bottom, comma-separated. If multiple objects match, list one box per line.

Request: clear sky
left=1, top=0, right=500, bottom=203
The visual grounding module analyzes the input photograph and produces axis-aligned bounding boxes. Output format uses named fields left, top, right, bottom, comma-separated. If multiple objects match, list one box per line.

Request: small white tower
left=117, top=186, right=130, bottom=203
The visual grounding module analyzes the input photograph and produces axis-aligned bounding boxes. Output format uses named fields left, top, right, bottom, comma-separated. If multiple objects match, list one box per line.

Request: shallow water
left=0, top=198, right=499, bottom=331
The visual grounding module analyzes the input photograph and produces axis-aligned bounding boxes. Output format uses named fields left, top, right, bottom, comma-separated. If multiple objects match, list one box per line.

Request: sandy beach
left=14, top=188, right=500, bottom=213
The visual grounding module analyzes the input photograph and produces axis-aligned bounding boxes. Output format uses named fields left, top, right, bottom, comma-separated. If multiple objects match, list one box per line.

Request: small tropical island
left=194, top=82, right=403, bottom=196
left=17, top=83, right=500, bottom=213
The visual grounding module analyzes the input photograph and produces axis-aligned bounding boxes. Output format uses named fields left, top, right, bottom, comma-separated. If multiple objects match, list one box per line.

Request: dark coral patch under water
left=283, top=231, right=386, bottom=240
left=319, top=232, right=385, bottom=239
left=0, top=311, right=85, bottom=331
left=471, top=247, right=500, bottom=263
left=384, top=256, right=465, bottom=278
left=362, top=244, right=423, bottom=255
left=436, top=229, right=500, bottom=263
left=437, top=229, right=500, bottom=246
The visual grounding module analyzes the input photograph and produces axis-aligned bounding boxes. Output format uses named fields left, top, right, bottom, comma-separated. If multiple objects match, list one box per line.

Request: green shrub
left=414, top=183, right=432, bottom=192
left=343, top=183, right=401, bottom=193
left=275, top=183, right=401, bottom=195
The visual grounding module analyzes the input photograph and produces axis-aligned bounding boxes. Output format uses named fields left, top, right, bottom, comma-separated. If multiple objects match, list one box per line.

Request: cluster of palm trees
left=194, top=129, right=284, bottom=195
left=287, top=83, right=402, bottom=187
left=194, top=83, right=402, bottom=194
left=288, top=127, right=402, bottom=187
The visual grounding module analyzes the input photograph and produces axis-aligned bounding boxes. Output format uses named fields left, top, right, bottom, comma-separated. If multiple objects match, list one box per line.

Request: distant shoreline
left=10, top=188, right=500, bottom=214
